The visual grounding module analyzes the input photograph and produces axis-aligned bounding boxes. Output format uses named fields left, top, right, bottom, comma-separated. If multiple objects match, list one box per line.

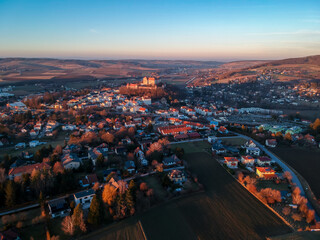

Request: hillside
left=0, top=58, right=222, bottom=82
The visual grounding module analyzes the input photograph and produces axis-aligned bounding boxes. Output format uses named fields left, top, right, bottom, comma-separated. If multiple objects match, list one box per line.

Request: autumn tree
left=101, top=132, right=114, bottom=144
left=282, top=171, right=292, bottom=183
left=282, top=206, right=291, bottom=216
left=140, top=182, right=148, bottom=192
left=128, top=127, right=135, bottom=137
left=284, top=132, right=292, bottom=141
left=72, top=204, right=86, bottom=233
left=306, top=209, right=315, bottom=223
left=53, top=162, right=64, bottom=174
left=291, top=213, right=302, bottom=222
left=61, top=216, right=74, bottom=235
left=102, top=184, right=118, bottom=206
left=237, top=172, right=244, bottom=184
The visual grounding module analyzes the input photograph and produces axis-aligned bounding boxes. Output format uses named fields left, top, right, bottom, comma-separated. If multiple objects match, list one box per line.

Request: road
left=0, top=203, right=39, bottom=216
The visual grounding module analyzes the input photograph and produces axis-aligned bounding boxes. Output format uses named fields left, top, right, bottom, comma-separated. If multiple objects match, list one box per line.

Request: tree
left=291, top=213, right=302, bottom=222
left=5, top=180, right=16, bottom=207
left=125, top=188, right=135, bottom=216
left=140, top=182, right=148, bottom=192
left=282, top=206, right=291, bottom=216
left=88, top=195, right=103, bottom=225
left=0, top=168, right=6, bottom=184
left=237, top=172, right=244, bottom=184
left=72, top=204, right=86, bottom=233
left=96, top=154, right=104, bottom=168
left=102, top=184, right=118, bottom=206
left=282, top=171, right=292, bottom=183
left=101, top=132, right=114, bottom=144
left=306, top=209, right=315, bottom=223
left=61, top=216, right=75, bottom=235
left=53, top=162, right=64, bottom=174
left=128, top=127, right=135, bottom=137
left=310, top=118, right=320, bottom=131
left=284, top=132, right=292, bottom=141
left=54, top=145, right=63, bottom=155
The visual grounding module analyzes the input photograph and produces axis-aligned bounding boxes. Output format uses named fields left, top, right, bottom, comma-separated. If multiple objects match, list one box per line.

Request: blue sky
left=0, top=0, right=319, bottom=60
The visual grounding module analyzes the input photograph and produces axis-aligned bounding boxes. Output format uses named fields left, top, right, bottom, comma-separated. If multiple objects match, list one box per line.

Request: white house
left=246, top=147, right=261, bottom=156
left=73, top=189, right=95, bottom=209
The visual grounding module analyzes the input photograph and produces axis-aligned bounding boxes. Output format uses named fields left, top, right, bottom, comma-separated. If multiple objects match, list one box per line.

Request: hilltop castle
left=142, top=76, right=161, bottom=86
left=126, top=76, right=162, bottom=90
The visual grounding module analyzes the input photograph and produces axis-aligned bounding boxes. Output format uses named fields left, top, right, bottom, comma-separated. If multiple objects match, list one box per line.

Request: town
left=0, top=74, right=319, bottom=239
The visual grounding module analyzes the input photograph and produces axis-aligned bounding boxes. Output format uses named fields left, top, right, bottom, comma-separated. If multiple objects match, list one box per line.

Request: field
left=269, top=231, right=320, bottom=240
left=79, top=219, right=146, bottom=240
left=220, top=137, right=247, bottom=146
left=85, top=141, right=291, bottom=240
left=271, top=146, right=320, bottom=199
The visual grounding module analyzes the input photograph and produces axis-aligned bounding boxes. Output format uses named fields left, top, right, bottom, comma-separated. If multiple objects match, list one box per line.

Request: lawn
left=171, top=140, right=211, bottom=154
left=257, top=180, right=290, bottom=192
left=271, top=146, right=320, bottom=199
left=221, top=137, right=247, bottom=146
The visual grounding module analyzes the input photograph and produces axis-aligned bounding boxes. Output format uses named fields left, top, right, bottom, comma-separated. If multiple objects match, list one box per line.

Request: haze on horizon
left=0, top=0, right=319, bottom=61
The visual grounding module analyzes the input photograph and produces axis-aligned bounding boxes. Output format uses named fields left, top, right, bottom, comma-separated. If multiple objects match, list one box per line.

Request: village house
left=246, top=147, right=261, bottom=156
left=241, top=155, right=255, bottom=166
left=162, top=155, right=182, bottom=168
left=265, top=139, right=277, bottom=148
left=224, top=157, right=239, bottom=169
left=256, top=167, right=277, bottom=180
left=61, top=153, right=82, bottom=170
left=157, top=125, right=192, bottom=135
left=79, top=174, right=99, bottom=188
left=48, top=197, right=71, bottom=218
left=257, top=156, right=272, bottom=166
left=124, top=160, right=136, bottom=174
left=73, top=189, right=95, bottom=209
left=168, top=169, right=186, bottom=185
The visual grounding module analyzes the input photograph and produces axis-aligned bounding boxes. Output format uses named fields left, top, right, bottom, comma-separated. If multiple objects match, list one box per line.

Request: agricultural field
left=85, top=141, right=291, bottom=240
left=271, top=146, right=320, bottom=199
left=79, top=219, right=146, bottom=240
left=269, top=231, right=320, bottom=240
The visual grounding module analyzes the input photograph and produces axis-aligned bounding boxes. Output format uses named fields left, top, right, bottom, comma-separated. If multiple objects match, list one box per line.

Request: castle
left=142, top=76, right=161, bottom=86
left=126, top=76, right=161, bottom=90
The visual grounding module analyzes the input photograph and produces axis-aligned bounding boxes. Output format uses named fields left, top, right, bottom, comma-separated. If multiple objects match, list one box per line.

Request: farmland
left=271, top=146, right=320, bottom=200
left=85, top=141, right=291, bottom=240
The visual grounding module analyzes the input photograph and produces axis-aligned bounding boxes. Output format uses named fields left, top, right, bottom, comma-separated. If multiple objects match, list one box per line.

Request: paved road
left=0, top=203, right=39, bottom=216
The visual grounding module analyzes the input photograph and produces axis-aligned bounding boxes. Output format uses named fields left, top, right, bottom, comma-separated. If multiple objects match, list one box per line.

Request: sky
left=0, top=0, right=319, bottom=61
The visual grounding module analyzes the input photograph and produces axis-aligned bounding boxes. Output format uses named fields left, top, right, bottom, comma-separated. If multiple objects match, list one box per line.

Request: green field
left=85, top=141, right=291, bottom=240
left=272, top=146, right=320, bottom=199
